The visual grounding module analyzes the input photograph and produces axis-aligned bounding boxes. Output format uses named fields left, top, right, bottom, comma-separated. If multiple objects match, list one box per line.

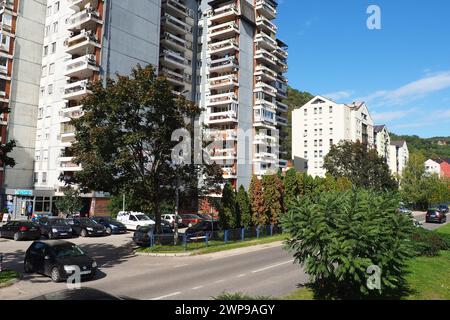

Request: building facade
left=425, top=158, right=450, bottom=179
left=389, top=140, right=409, bottom=177
left=2, top=0, right=288, bottom=218
left=199, top=0, right=288, bottom=190
left=374, top=125, right=390, bottom=163
left=292, top=95, right=374, bottom=177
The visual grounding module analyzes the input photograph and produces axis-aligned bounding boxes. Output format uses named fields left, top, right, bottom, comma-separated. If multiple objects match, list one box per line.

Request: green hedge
left=411, top=228, right=449, bottom=257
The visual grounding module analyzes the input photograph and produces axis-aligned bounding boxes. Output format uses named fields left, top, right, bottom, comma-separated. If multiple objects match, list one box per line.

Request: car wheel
left=24, top=259, right=34, bottom=273
left=80, top=229, right=88, bottom=237
left=0, top=230, right=2, bottom=238
left=51, top=267, right=61, bottom=283
left=106, top=227, right=112, bottom=235
left=13, top=232, right=20, bottom=241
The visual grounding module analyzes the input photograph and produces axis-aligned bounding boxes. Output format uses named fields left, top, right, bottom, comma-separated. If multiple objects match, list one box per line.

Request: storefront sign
left=2, top=214, right=9, bottom=222
left=15, top=190, right=33, bottom=196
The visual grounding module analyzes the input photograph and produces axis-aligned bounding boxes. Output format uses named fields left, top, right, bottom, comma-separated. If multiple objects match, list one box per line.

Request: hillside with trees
left=390, top=133, right=450, bottom=159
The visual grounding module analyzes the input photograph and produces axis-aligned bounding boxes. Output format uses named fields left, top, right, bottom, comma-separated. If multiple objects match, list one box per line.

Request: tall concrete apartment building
left=2, top=0, right=288, bottom=218
left=374, top=125, right=390, bottom=162
left=389, top=140, right=409, bottom=177
left=292, top=95, right=374, bottom=177
left=200, top=0, right=288, bottom=189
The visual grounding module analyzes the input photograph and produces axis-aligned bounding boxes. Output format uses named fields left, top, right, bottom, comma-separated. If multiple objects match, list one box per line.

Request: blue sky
left=275, top=0, right=450, bottom=138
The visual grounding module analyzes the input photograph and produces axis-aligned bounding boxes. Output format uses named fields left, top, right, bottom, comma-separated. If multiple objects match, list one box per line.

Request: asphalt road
left=413, top=211, right=449, bottom=231
left=0, top=234, right=308, bottom=300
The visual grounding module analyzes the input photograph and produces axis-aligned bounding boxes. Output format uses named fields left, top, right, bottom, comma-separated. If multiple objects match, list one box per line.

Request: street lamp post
left=174, top=174, right=180, bottom=246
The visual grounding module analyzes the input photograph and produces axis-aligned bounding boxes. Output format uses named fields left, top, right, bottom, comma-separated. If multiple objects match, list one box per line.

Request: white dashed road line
left=151, top=292, right=182, bottom=300
left=251, top=260, right=294, bottom=273
left=192, top=286, right=204, bottom=290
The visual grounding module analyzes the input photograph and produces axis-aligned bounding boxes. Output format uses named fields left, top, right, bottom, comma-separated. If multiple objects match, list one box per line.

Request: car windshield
left=53, top=244, right=85, bottom=258
left=135, top=215, right=150, bottom=221
left=79, top=218, right=98, bottom=226
left=50, top=219, right=69, bottom=226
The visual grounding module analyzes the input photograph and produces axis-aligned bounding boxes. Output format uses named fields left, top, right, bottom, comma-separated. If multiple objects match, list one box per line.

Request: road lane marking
left=214, top=279, right=225, bottom=284
left=192, top=286, right=204, bottom=290
left=151, top=292, right=181, bottom=300
left=174, top=264, right=189, bottom=268
left=237, top=274, right=246, bottom=278
left=251, top=260, right=294, bottom=273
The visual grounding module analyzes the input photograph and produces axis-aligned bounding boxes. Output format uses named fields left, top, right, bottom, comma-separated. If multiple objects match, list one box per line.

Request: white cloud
left=360, top=71, right=450, bottom=106
left=323, top=90, right=353, bottom=101
left=392, top=108, right=450, bottom=129
left=372, top=108, right=417, bottom=122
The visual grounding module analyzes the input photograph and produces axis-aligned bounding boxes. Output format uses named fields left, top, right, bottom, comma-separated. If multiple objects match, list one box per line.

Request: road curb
left=135, top=251, right=193, bottom=257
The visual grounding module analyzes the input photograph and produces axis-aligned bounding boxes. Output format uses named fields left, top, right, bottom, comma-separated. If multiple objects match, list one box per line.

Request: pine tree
left=262, top=175, right=284, bottom=225
left=284, top=168, right=299, bottom=210
left=249, top=176, right=266, bottom=226
left=236, top=185, right=252, bottom=227
left=218, top=182, right=238, bottom=229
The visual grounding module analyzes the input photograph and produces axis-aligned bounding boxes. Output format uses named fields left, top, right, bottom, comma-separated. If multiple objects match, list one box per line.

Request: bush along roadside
left=410, top=227, right=449, bottom=257
left=0, top=270, right=20, bottom=288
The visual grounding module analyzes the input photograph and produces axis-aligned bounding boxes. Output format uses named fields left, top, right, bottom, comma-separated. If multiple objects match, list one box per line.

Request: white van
left=116, top=211, right=155, bottom=230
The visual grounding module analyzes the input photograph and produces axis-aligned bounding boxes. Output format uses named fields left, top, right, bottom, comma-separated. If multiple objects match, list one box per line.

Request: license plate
left=80, top=270, right=91, bottom=275
left=60, top=233, right=67, bottom=236
left=97, top=230, right=103, bottom=233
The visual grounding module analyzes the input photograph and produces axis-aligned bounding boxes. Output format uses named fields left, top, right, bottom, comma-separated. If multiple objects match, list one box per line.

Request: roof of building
left=346, top=101, right=366, bottom=110
left=431, top=157, right=450, bottom=164
left=374, top=125, right=387, bottom=133
left=391, top=140, right=407, bottom=147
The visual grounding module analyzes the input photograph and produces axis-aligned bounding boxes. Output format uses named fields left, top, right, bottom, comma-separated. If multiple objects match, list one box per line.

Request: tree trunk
left=154, top=180, right=162, bottom=235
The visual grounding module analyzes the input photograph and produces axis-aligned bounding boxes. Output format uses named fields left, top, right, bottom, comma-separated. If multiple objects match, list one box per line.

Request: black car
left=67, top=217, right=107, bottom=237
left=133, top=224, right=179, bottom=247
left=185, top=221, right=221, bottom=239
left=437, top=204, right=449, bottom=214
left=0, top=221, right=41, bottom=241
left=92, top=217, right=127, bottom=235
left=426, top=209, right=447, bottom=224
left=37, top=217, right=73, bottom=239
left=24, top=240, right=97, bottom=283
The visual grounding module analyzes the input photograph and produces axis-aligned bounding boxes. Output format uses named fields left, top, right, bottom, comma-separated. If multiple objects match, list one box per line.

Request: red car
left=180, top=214, right=203, bottom=228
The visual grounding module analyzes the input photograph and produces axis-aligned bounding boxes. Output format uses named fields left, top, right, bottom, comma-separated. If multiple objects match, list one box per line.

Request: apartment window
left=43, top=150, right=48, bottom=161
left=46, top=6, right=52, bottom=16
left=314, top=129, right=317, bottom=136
left=49, top=63, right=55, bottom=75
left=330, top=139, right=334, bottom=145
left=304, top=162, right=308, bottom=169
left=0, top=56, right=7, bottom=70
left=34, top=172, right=39, bottom=184
left=52, top=22, right=58, bottom=33
left=48, top=84, right=53, bottom=95
left=314, top=140, right=317, bottom=147
left=54, top=1, right=60, bottom=13
left=330, top=128, right=333, bottom=135
left=319, top=129, right=323, bottom=136
left=304, top=130, right=307, bottom=137
left=42, top=172, right=47, bottom=184
left=329, top=106, right=333, bottom=113
left=314, top=150, right=318, bottom=158
left=35, top=151, right=41, bottom=161
left=37, top=107, right=44, bottom=118
left=43, top=45, right=48, bottom=56
left=45, top=25, right=50, bottom=37
left=319, top=139, right=323, bottom=147
left=51, top=42, right=56, bottom=53
left=314, top=108, right=317, bottom=115
left=304, top=140, right=307, bottom=148
left=304, top=108, right=307, bottom=116
left=46, top=106, right=51, bottom=117
left=41, top=65, right=47, bottom=77
left=314, top=161, right=318, bottom=169
left=304, top=151, right=308, bottom=158
left=319, top=107, right=323, bottom=114
left=319, top=150, right=323, bottom=157
left=40, top=87, right=45, bottom=96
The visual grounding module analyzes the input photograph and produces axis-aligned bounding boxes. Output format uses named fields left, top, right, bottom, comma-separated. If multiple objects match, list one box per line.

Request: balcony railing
left=206, top=110, right=238, bottom=124
left=66, top=8, right=102, bottom=30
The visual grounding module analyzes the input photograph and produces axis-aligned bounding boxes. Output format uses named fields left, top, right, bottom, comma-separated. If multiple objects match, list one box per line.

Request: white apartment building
left=292, top=95, right=374, bottom=177
left=425, top=159, right=441, bottom=176
left=374, top=125, right=390, bottom=162
left=199, top=0, right=288, bottom=190
left=389, top=140, right=409, bottom=176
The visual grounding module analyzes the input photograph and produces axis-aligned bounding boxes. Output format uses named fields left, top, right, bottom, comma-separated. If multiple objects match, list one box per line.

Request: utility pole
left=174, top=174, right=180, bottom=246
left=122, top=194, right=125, bottom=212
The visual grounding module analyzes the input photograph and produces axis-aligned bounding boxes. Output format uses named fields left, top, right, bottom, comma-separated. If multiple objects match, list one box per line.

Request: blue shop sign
left=15, top=190, right=34, bottom=196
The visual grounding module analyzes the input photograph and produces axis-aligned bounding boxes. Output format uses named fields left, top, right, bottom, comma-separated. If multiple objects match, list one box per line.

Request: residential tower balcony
left=254, top=32, right=277, bottom=51
left=209, top=3, right=239, bottom=24
left=208, top=38, right=238, bottom=55
left=160, top=49, right=188, bottom=69
left=161, top=13, right=192, bottom=35
left=207, top=92, right=238, bottom=106
left=209, top=74, right=238, bottom=90
left=208, top=21, right=239, bottom=41
left=162, top=0, right=194, bottom=20
left=64, top=30, right=101, bottom=56
left=206, top=110, right=238, bottom=124
left=64, top=54, right=99, bottom=78
left=209, top=56, right=238, bottom=73
left=161, top=32, right=192, bottom=53
left=255, top=48, right=277, bottom=67
left=255, top=0, right=277, bottom=20
left=67, top=0, right=98, bottom=11
left=256, top=15, right=277, bottom=34
left=63, top=79, right=91, bottom=101
left=67, top=8, right=102, bottom=32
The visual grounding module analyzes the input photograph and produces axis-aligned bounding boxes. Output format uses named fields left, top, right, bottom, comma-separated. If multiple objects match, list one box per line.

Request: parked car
left=161, top=214, right=183, bottom=228
left=197, top=214, right=219, bottom=222
left=397, top=207, right=413, bottom=215
left=180, top=214, right=203, bottom=228
left=437, top=204, right=449, bottom=214
left=132, top=224, right=179, bottom=247
left=425, top=209, right=447, bottom=224
left=37, top=217, right=73, bottom=239
left=0, top=221, right=41, bottom=241
left=24, top=240, right=97, bottom=283
left=185, top=220, right=222, bottom=239
left=67, top=217, right=107, bottom=237
left=116, top=211, right=155, bottom=230
left=92, top=216, right=127, bottom=235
